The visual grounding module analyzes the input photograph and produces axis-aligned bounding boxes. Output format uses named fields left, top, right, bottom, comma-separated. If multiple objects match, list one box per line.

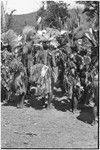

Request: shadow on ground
left=76, top=106, right=94, bottom=124
left=52, top=98, right=71, bottom=112
left=2, top=101, right=17, bottom=107
left=29, top=98, right=47, bottom=110
left=1, top=90, right=96, bottom=125
left=52, top=89, right=71, bottom=112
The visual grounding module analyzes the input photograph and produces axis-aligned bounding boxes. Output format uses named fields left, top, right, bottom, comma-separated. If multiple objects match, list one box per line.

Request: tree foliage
left=37, top=1, right=70, bottom=30
left=76, top=1, right=99, bottom=25
left=6, top=10, right=16, bottom=30
left=1, top=1, right=16, bottom=32
left=65, top=8, right=81, bottom=32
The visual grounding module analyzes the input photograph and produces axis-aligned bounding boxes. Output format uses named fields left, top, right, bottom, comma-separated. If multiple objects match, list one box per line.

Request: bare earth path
left=1, top=102, right=98, bottom=149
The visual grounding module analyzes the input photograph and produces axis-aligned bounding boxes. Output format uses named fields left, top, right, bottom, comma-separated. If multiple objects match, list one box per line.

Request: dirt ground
left=1, top=93, right=98, bottom=149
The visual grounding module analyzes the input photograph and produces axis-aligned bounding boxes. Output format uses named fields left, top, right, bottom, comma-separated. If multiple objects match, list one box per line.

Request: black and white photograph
left=1, top=0, right=99, bottom=149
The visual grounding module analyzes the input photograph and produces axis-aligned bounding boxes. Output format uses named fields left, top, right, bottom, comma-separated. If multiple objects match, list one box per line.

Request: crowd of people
left=1, top=25, right=98, bottom=125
